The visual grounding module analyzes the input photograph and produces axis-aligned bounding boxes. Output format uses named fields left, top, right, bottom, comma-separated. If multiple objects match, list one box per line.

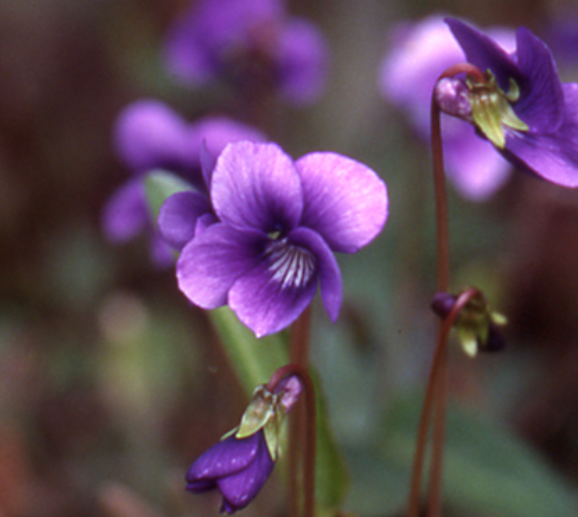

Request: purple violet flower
left=379, top=16, right=514, bottom=200
left=186, top=375, right=301, bottom=513
left=160, top=141, right=388, bottom=337
left=164, top=0, right=329, bottom=104
left=102, top=99, right=265, bottom=265
left=440, top=18, right=578, bottom=187
left=187, top=430, right=274, bottom=514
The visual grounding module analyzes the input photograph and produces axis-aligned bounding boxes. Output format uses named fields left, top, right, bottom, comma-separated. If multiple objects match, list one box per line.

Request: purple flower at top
left=438, top=18, right=578, bottom=187
left=159, top=141, right=388, bottom=337
left=379, top=16, right=514, bottom=201
left=102, top=99, right=266, bottom=266
left=164, top=0, right=329, bottom=104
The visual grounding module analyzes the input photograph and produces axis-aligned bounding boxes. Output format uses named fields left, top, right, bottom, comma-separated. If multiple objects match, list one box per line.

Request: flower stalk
left=267, top=363, right=317, bottom=517
left=406, top=63, right=486, bottom=517
left=287, top=307, right=312, bottom=517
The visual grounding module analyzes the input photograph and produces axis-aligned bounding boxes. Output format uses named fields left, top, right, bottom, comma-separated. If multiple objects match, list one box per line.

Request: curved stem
left=406, top=289, right=481, bottom=517
left=267, top=364, right=317, bottom=517
left=406, top=61, right=485, bottom=517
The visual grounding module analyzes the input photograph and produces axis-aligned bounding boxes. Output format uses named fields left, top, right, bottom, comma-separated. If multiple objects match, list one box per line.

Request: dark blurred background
left=2, top=0, right=578, bottom=516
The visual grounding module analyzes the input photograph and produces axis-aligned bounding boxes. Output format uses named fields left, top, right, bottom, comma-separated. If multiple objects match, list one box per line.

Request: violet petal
left=277, top=18, right=329, bottom=105
left=189, top=118, right=266, bottom=190
left=503, top=83, right=578, bottom=187
left=228, top=237, right=318, bottom=337
left=114, top=100, right=194, bottom=173
left=186, top=434, right=260, bottom=483
left=289, top=227, right=342, bottom=321
left=296, top=152, right=388, bottom=253
left=102, top=179, right=148, bottom=242
left=150, top=231, right=177, bottom=268
left=158, top=191, right=213, bottom=250
left=177, top=224, right=265, bottom=309
left=443, top=121, right=511, bottom=201
left=217, top=432, right=274, bottom=513
left=186, top=479, right=216, bottom=493
left=514, top=27, right=565, bottom=133
left=211, top=142, right=303, bottom=234
left=445, top=18, right=521, bottom=92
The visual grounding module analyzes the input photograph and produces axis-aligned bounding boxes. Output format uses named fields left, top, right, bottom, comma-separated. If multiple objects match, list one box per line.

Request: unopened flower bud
left=185, top=369, right=304, bottom=513
left=434, top=77, right=472, bottom=120
left=431, top=288, right=506, bottom=357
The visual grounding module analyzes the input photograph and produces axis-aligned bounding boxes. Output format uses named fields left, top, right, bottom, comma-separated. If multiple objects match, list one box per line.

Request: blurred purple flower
left=102, top=99, right=265, bottom=266
left=162, top=141, right=388, bottom=337
left=187, top=430, right=273, bottom=514
left=379, top=16, right=514, bottom=201
left=442, top=18, right=578, bottom=188
left=164, top=0, right=329, bottom=104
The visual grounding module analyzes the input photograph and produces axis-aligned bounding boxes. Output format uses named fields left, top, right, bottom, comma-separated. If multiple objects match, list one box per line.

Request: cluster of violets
left=103, top=0, right=578, bottom=511
left=164, top=0, right=329, bottom=104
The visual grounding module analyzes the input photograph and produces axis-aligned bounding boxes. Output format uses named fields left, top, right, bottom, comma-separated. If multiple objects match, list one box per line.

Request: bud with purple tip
left=186, top=374, right=301, bottom=513
left=431, top=290, right=506, bottom=356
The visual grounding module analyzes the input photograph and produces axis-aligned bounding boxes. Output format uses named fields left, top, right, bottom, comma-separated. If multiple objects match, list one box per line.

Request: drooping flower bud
left=185, top=372, right=302, bottom=513
left=434, top=77, right=473, bottom=121
left=431, top=289, right=506, bottom=356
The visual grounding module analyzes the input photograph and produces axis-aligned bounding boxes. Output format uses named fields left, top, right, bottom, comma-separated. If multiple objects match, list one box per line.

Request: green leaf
left=208, top=306, right=289, bottom=390
left=144, top=170, right=194, bottom=220
left=314, top=377, right=349, bottom=511
left=380, top=393, right=577, bottom=517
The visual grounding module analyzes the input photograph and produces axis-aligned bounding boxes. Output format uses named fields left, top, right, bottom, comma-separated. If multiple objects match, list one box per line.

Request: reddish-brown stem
left=406, top=61, right=485, bottom=517
left=288, top=307, right=313, bottom=517
left=267, top=364, right=317, bottom=517
left=406, top=289, right=481, bottom=517
left=426, top=344, right=448, bottom=517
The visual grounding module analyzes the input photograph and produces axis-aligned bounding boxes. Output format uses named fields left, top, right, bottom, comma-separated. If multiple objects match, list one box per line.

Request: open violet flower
left=102, top=99, right=265, bottom=266
left=164, top=0, right=329, bottom=104
left=379, top=16, right=514, bottom=201
left=160, top=141, right=388, bottom=337
left=437, top=18, right=578, bottom=187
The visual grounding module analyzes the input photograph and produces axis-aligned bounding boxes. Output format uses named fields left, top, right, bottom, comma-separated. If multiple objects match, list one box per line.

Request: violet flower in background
left=439, top=18, right=578, bottom=187
left=164, top=0, right=329, bottom=105
left=379, top=16, right=513, bottom=201
left=102, top=99, right=266, bottom=266
left=160, top=141, right=388, bottom=337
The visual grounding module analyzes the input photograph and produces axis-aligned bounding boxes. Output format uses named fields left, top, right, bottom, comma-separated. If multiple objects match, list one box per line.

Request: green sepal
left=453, top=289, right=506, bottom=357
left=220, top=426, right=239, bottom=441
left=468, top=73, right=528, bottom=149
left=263, top=403, right=286, bottom=460
left=458, top=328, right=479, bottom=357
left=491, top=311, right=508, bottom=326
left=236, top=386, right=278, bottom=439
left=471, top=88, right=507, bottom=148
